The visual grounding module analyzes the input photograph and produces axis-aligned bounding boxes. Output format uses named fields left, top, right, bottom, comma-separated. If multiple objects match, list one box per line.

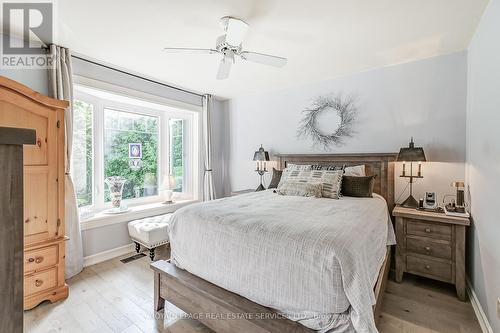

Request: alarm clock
left=423, top=192, right=438, bottom=209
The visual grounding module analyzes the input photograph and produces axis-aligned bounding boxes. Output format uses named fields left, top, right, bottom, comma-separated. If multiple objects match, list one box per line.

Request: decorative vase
left=105, top=176, right=127, bottom=209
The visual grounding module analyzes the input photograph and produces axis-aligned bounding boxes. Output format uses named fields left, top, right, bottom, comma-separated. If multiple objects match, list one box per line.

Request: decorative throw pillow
left=310, top=164, right=345, bottom=171
left=281, top=169, right=343, bottom=199
left=341, top=175, right=376, bottom=197
left=279, top=164, right=312, bottom=185
left=277, top=181, right=323, bottom=198
left=268, top=168, right=282, bottom=189
left=344, top=165, right=366, bottom=176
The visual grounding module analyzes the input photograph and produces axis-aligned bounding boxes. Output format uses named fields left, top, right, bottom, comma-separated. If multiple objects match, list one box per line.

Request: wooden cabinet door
left=0, top=101, right=59, bottom=244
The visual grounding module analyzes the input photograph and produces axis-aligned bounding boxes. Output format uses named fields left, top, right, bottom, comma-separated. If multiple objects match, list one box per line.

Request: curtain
left=48, top=45, right=83, bottom=279
left=202, top=94, right=216, bottom=201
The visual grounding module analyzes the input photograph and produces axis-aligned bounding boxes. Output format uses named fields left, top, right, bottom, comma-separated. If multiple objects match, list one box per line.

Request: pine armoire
left=0, top=76, right=69, bottom=309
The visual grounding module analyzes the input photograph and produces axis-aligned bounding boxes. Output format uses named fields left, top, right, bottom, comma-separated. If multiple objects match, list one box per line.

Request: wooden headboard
left=276, top=153, right=398, bottom=211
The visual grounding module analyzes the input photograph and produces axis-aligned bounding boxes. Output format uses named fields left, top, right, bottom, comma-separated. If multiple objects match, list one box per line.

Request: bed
left=151, top=153, right=397, bottom=333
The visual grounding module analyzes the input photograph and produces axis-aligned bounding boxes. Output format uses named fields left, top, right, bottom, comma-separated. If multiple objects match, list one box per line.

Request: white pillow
left=344, top=165, right=365, bottom=177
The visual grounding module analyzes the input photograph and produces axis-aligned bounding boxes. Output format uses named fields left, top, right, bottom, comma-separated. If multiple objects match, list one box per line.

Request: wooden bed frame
left=151, top=153, right=397, bottom=333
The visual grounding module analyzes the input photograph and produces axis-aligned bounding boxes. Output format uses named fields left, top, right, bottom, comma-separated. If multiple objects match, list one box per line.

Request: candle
left=418, top=162, right=422, bottom=177
left=402, top=162, right=406, bottom=176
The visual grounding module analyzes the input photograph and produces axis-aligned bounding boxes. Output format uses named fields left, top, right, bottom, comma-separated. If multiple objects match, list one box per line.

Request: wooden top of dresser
left=392, top=206, right=470, bottom=226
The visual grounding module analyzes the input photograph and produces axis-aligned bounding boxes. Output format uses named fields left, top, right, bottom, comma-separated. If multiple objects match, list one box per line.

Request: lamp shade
left=162, top=175, right=177, bottom=190
left=452, top=181, right=465, bottom=188
left=253, top=145, right=270, bottom=161
left=397, top=138, right=426, bottom=162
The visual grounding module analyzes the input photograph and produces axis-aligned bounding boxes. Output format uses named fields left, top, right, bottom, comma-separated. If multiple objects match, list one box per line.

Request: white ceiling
left=56, top=0, right=488, bottom=99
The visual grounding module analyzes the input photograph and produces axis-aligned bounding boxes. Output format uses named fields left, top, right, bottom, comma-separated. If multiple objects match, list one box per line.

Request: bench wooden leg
left=149, top=248, right=155, bottom=261
left=154, top=272, right=165, bottom=312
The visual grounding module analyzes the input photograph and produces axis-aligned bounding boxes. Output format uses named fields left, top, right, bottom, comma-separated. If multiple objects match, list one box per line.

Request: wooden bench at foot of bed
left=150, top=246, right=390, bottom=333
left=151, top=260, right=315, bottom=333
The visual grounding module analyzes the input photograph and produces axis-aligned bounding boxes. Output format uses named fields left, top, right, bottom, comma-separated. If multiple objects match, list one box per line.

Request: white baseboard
left=83, top=243, right=135, bottom=267
left=466, top=279, right=494, bottom=333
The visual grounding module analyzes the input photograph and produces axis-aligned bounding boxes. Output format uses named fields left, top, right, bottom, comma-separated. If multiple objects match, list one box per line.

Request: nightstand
left=392, top=206, right=470, bottom=301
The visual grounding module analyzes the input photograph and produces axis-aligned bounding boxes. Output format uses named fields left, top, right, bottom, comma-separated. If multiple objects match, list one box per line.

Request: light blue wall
left=466, top=0, right=500, bottom=331
left=226, top=52, right=468, bottom=202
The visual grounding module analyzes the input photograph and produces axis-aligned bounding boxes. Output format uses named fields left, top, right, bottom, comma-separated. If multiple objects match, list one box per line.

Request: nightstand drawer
left=407, top=220, right=452, bottom=240
left=407, top=237, right=452, bottom=260
left=407, top=255, right=452, bottom=282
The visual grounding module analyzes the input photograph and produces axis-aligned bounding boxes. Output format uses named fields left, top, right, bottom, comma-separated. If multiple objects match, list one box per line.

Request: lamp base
left=255, top=184, right=265, bottom=192
left=401, top=195, right=418, bottom=208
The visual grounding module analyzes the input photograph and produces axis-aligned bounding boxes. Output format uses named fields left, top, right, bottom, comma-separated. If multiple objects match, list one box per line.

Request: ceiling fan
left=163, top=16, right=287, bottom=80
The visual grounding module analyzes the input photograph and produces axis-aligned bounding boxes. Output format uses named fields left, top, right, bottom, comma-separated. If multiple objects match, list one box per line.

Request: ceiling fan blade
left=216, top=56, right=232, bottom=80
left=240, top=51, right=287, bottom=67
left=163, top=47, right=217, bottom=54
left=222, top=16, right=249, bottom=46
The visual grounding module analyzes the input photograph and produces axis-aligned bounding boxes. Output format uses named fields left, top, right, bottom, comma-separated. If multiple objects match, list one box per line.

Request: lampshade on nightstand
left=397, top=138, right=426, bottom=208
left=253, top=145, right=270, bottom=162
left=397, top=139, right=426, bottom=163
left=253, top=145, right=270, bottom=191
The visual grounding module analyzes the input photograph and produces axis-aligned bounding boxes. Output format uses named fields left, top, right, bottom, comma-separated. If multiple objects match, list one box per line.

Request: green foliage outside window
left=170, top=119, right=184, bottom=192
left=104, top=111, right=159, bottom=201
left=73, top=100, right=93, bottom=207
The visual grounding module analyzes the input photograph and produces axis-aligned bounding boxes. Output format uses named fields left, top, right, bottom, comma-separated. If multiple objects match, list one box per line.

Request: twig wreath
left=297, top=95, right=357, bottom=149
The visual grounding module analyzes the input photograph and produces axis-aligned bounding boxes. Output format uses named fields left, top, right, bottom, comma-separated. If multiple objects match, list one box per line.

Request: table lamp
left=253, top=144, right=269, bottom=191
left=162, top=174, right=176, bottom=204
left=397, top=137, right=426, bottom=208
left=452, top=181, right=466, bottom=212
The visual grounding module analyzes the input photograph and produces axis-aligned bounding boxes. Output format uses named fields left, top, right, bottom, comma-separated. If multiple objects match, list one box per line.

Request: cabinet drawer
left=407, top=220, right=452, bottom=240
left=407, top=255, right=452, bottom=282
left=407, top=237, right=452, bottom=260
left=25, top=267, right=57, bottom=297
left=24, top=245, right=58, bottom=273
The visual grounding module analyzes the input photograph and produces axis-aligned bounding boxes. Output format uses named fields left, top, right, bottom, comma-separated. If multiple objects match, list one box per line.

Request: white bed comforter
left=169, top=190, right=396, bottom=333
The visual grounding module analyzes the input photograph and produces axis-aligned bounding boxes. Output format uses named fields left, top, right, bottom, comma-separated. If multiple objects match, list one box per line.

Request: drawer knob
left=27, top=257, right=35, bottom=263
left=425, top=265, right=431, bottom=270
left=35, top=279, right=43, bottom=287
left=425, top=228, right=431, bottom=233
left=425, top=246, right=431, bottom=251
left=35, top=256, right=44, bottom=264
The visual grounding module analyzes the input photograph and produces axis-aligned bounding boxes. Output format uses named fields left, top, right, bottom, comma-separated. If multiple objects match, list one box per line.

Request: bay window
left=72, top=84, right=198, bottom=220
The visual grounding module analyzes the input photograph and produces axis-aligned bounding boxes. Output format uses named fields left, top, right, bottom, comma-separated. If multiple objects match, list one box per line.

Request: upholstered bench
left=128, top=214, right=171, bottom=261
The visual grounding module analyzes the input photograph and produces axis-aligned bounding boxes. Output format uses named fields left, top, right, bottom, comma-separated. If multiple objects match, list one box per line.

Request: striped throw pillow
left=277, top=181, right=323, bottom=197
left=280, top=169, right=343, bottom=199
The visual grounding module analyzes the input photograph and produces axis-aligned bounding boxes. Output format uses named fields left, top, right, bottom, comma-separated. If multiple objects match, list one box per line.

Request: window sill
left=80, top=199, right=198, bottom=231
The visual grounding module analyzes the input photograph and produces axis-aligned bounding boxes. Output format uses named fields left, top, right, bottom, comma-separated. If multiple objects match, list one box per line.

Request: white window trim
left=72, top=80, right=201, bottom=223
left=80, top=199, right=198, bottom=231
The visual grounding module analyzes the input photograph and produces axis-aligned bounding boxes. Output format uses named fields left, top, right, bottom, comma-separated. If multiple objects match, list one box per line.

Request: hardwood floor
left=25, top=247, right=482, bottom=333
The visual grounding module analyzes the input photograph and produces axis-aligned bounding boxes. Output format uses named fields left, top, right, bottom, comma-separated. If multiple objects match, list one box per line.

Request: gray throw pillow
left=268, top=168, right=282, bottom=189
left=341, top=175, right=376, bottom=197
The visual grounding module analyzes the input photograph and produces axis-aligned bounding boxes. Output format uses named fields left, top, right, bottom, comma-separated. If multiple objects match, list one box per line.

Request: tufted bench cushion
left=128, top=214, right=171, bottom=260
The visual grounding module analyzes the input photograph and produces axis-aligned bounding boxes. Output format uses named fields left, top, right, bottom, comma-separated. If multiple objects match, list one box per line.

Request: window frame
left=73, top=84, right=199, bottom=218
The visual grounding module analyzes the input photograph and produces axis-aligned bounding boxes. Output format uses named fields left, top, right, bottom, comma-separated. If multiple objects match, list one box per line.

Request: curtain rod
left=71, top=55, right=204, bottom=98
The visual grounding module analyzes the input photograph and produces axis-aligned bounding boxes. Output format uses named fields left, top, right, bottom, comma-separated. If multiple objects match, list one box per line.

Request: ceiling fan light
left=221, top=16, right=249, bottom=46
